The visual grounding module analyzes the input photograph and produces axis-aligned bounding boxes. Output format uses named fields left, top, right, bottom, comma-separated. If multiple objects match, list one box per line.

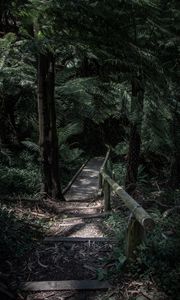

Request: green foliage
left=112, top=163, right=127, bottom=186
left=105, top=208, right=180, bottom=298
left=133, top=212, right=180, bottom=297
left=21, top=140, right=39, bottom=153
left=0, top=165, right=40, bottom=195
left=58, top=122, right=83, bottom=145
left=0, top=205, right=44, bottom=260
left=137, top=165, right=149, bottom=185
left=60, top=145, right=84, bottom=163
left=0, top=148, right=40, bottom=195
left=105, top=213, right=127, bottom=241
left=114, top=142, right=128, bottom=157
left=57, top=122, right=86, bottom=185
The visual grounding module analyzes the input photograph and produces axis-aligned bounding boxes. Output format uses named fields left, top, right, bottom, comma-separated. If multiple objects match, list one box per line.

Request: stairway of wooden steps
left=21, top=158, right=113, bottom=300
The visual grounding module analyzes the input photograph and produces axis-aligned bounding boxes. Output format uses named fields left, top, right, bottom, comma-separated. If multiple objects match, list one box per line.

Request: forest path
left=22, top=157, right=114, bottom=300
left=65, top=157, right=104, bottom=202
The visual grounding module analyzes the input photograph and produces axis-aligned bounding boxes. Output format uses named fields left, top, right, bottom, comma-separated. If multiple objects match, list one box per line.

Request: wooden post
left=99, top=172, right=103, bottom=190
left=106, top=160, right=112, bottom=177
left=126, top=214, right=145, bottom=259
left=104, top=180, right=111, bottom=212
left=112, top=171, right=115, bottom=181
left=98, top=172, right=103, bottom=196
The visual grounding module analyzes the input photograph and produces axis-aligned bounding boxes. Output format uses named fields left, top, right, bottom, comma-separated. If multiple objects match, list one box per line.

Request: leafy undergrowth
left=102, top=189, right=180, bottom=300
left=0, top=201, right=51, bottom=289
left=0, top=146, right=88, bottom=198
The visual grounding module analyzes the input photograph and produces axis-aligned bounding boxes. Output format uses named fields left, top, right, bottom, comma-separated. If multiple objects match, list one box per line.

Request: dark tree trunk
left=170, top=100, right=180, bottom=187
left=171, top=152, right=180, bottom=188
left=125, top=76, right=144, bottom=194
left=37, top=52, right=64, bottom=200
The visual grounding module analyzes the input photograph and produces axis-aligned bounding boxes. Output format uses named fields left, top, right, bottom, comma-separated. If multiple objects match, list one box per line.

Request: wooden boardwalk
left=65, top=157, right=104, bottom=201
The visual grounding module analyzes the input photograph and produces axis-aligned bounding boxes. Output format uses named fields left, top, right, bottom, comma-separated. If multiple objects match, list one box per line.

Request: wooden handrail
left=99, top=149, right=155, bottom=258
left=100, top=171, right=154, bottom=231
left=98, top=145, right=111, bottom=194
left=100, top=145, right=111, bottom=173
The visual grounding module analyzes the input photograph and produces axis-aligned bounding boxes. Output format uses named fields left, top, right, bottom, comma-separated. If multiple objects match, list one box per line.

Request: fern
left=21, top=140, right=39, bottom=153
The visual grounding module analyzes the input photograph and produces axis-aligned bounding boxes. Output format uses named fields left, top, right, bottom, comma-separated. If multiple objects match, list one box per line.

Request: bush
left=131, top=212, right=180, bottom=298
left=0, top=166, right=40, bottom=195
left=0, top=206, right=43, bottom=260
left=105, top=209, right=180, bottom=298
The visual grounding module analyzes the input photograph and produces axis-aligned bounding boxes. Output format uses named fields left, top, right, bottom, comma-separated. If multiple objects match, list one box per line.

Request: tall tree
left=125, top=74, right=145, bottom=193
left=38, top=52, right=64, bottom=199
left=19, top=0, right=65, bottom=200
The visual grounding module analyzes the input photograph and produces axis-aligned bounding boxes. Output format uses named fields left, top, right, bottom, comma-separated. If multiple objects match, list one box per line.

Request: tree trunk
left=170, top=100, right=180, bottom=187
left=37, top=52, right=64, bottom=200
left=125, top=76, right=144, bottom=194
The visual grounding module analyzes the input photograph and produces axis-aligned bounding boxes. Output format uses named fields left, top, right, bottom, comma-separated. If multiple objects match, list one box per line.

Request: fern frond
left=21, top=141, right=39, bottom=153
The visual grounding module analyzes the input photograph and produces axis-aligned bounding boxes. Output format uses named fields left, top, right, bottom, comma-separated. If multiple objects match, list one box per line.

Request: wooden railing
left=98, top=145, right=111, bottom=199
left=99, top=147, right=155, bottom=258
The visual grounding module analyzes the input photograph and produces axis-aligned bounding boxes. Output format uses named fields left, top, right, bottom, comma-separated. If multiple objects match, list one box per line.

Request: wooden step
left=61, top=212, right=111, bottom=221
left=59, top=208, right=102, bottom=217
left=44, top=236, right=115, bottom=243
left=21, top=280, right=111, bottom=291
left=58, top=205, right=102, bottom=211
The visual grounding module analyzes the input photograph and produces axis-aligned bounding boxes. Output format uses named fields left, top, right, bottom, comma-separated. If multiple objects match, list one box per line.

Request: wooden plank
left=21, top=280, right=111, bottom=291
left=44, top=237, right=114, bottom=243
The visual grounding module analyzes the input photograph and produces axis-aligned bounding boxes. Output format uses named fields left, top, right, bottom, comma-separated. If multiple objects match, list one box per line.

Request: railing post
left=126, top=214, right=145, bottom=259
left=106, top=160, right=111, bottom=175
left=98, top=171, right=103, bottom=197
left=104, top=180, right=111, bottom=212
left=112, top=171, right=115, bottom=181
left=99, top=171, right=102, bottom=190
